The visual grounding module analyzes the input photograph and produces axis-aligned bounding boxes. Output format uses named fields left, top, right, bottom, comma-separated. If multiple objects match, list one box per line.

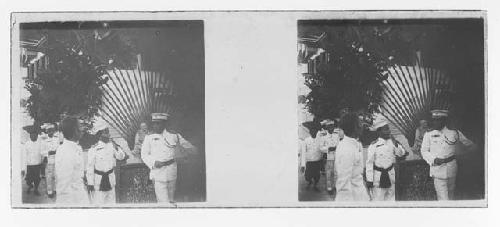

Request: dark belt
left=94, top=169, right=114, bottom=191
left=440, top=155, right=456, bottom=165
left=159, top=159, right=176, bottom=167
left=48, top=150, right=56, bottom=156
left=373, top=164, right=394, bottom=188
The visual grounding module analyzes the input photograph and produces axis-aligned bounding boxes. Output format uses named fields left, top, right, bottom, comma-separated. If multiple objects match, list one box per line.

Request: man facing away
left=86, top=118, right=127, bottom=205
left=141, top=113, right=197, bottom=205
left=55, top=117, right=89, bottom=205
left=22, top=131, right=43, bottom=196
left=420, top=109, right=476, bottom=200
left=300, top=126, right=322, bottom=192
left=365, top=117, right=407, bottom=201
left=40, top=123, right=59, bottom=198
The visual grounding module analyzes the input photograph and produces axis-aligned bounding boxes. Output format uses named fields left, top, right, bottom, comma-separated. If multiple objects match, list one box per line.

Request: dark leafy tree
left=24, top=23, right=138, bottom=131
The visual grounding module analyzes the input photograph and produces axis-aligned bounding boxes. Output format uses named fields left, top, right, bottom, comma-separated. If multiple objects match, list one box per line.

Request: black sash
left=94, top=169, right=114, bottom=191
left=373, top=164, right=394, bottom=188
left=48, top=150, right=56, bottom=155
left=441, top=155, right=456, bottom=164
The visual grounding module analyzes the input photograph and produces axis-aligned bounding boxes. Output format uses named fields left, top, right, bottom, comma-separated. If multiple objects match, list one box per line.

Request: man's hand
left=300, top=166, right=305, bottom=173
left=87, top=185, right=95, bottom=193
left=154, top=161, right=165, bottom=168
left=366, top=181, right=374, bottom=189
left=21, top=170, right=25, bottom=178
left=433, top=158, right=444, bottom=166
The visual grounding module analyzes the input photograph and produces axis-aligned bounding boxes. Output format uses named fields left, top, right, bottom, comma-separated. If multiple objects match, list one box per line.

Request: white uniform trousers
left=372, top=185, right=395, bottom=201
left=92, top=189, right=116, bottom=205
left=325, top=160, right=335, bottom=190
left=154, top=180, right=176, bottom=203
left=45, top=162, right=56, bottom=194
left=434, top=176, right=456, bottom=200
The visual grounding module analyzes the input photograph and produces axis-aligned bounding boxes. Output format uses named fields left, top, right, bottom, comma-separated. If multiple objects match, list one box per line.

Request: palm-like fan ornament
left=378, top=60, right=454, bottom=138
left=98, top=69, right=174, bottom=141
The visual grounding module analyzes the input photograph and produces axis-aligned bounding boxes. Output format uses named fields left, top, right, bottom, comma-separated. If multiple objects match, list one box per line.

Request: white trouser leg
left=167, top=180, right=176, bottom=202
left=447, top=176, right=456, bottom=200
left=325, top=160, right=335, bottom=190
left=372, top=187, right=387, bottom=201
left=434, top=178, right=449, bottom=200
left=154, top=181, right=169, bottom=203
left=93, top=190, right=116, bottom=205
left=386, top=184, right=395, bottom=201
left=46, top=163, right=55, bottom=194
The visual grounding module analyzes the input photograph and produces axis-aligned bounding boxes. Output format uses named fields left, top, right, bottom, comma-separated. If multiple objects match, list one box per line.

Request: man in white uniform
left=55, top=117, right=89, bottom=205
left=365, top=117, right=407, bottom=201
left=317, top=119, right=342, bottom=194
left=334, top=113, right=369, bottom=201
left=421, top=110, right=476, bottom=200
left=40, top=123, right=59, bottom=198
left=22, top=132, right=43, bottom=195
left=141, top=113, right=197, bottom=204
left=300, top=127, right=322, bottom=191
left=86, top=118, right=127, bottom=205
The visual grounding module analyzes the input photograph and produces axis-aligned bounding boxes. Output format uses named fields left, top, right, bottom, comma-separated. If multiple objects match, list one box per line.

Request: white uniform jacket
left=300, top=136, right=322, bottom=168
left=41, top=136, right=60, bottom=164
left=317, top=131, right=340, bottom=161
left=86, top=141, right=126, bottom=189
left=22, top=140, right=43, bottom=172
left=421, top=127, right=474, bottom=179
left=334, top=136, right=369, bottom=201
left=141, top=130, right=196, bottom=182
left=365, top=138, right=406, bottom=185
left=55, top=139, right=88, bottom=204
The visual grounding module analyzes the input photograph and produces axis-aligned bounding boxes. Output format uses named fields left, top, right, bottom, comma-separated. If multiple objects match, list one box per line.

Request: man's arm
left=86, top=148, right=96, bottom=187
left=178, top=134, right=197, bottom=155
left=420, top=133, right=435, bottom=166
left=140, top=136, right=155, bottom=169
left=365, top=145, right=375, bottom=184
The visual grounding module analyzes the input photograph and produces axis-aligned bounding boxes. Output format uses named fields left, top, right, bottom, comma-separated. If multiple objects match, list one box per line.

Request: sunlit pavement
left=298, top=168, right=335, bottom=202
left=21, top=176, right=56, bottom=204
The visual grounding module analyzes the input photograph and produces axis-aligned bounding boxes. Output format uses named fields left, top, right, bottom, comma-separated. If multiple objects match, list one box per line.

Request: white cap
left=369, top=113, right=389, bottom=131
left=41, top=123, right=55, bottom=130
left=431, top=109, right=449, bottom=118
left=152, top=113, right=169, bottom=121
left=320, top=119, right=335, bottom=126
left=90, top=117, right=108, bottom=135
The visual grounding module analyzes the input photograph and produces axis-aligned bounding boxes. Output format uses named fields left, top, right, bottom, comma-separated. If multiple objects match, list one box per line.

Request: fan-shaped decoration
left=98, top=69, right=174, bottom=141
left=379, top=63, right=454, bottom=138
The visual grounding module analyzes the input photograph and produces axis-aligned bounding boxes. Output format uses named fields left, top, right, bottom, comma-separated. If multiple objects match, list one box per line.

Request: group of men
left=22, top=112, right=197, bottom=206
left=299, top=109, right=476, bottom=201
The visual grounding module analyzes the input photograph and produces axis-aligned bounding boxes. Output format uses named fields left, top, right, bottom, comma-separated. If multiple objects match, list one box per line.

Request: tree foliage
left=302, top=24, right=403, bottom=121
left=24, top=23, right=138, bottom=129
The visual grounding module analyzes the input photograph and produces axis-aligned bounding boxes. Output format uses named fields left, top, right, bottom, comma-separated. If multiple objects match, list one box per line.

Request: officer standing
left=365, top=117, right=407, bottom=201
left=141, top=113, right=197, bottom=204
left=86, top=118, right=127, bottom=205
left=317, top=119, right=342, bottom=194
left=300, top=126, right=322, bottom=191
left=22, top=131, right=43, bottom=196
left=420, top=110, right=476, bottom=200
left=40, top=123, right=60, bottom=198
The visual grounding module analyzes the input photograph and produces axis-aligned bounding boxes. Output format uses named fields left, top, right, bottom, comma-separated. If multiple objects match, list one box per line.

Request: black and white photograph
left=297, top=18, right=485, bottom=203
left=12, top=19, right=206, bottom=207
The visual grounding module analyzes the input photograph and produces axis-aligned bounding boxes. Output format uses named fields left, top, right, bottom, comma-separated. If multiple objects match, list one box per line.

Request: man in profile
left=141, top=113, right=197, bottom=205
left=420, top=110, right=476, bottom=200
